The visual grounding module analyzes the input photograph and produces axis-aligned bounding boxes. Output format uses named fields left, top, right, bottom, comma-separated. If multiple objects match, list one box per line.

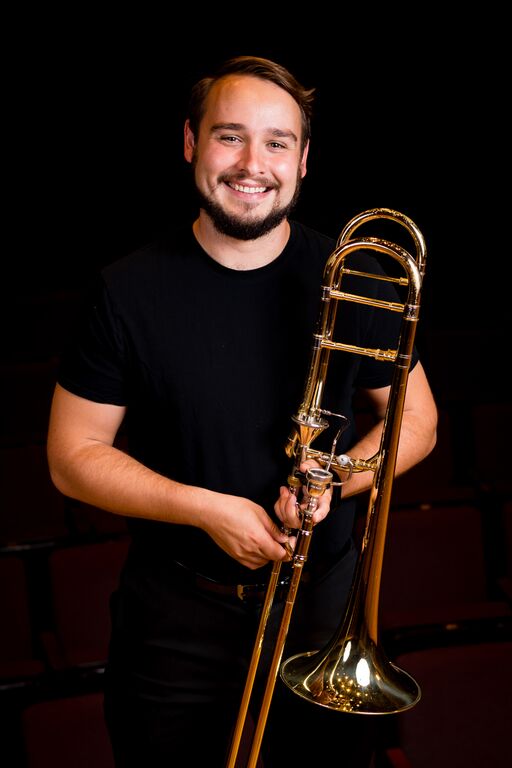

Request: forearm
left=48, top=439, right=217, bottom=527
left=49, top=438, right=290, bottom=568
left=47, top=387, right=291, bottom=568
left=341, top=408, right=437, bottom=499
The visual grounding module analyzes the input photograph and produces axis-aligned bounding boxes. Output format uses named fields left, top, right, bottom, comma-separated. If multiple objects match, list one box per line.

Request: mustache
left=218, top=172, right=277, bottom=190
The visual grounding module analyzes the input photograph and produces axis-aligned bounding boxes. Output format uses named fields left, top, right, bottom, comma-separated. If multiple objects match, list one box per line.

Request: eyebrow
left=210, top=123, right=298, bottom=144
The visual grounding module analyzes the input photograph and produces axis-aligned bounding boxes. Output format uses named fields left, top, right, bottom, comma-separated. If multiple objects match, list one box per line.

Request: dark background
left=2, top=16, right=511, bottom=767
left=4, top=13, right=509, bottom=406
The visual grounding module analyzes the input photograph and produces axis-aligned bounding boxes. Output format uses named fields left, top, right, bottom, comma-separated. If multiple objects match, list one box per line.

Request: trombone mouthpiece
left=306, top=467, right=333, bottom=497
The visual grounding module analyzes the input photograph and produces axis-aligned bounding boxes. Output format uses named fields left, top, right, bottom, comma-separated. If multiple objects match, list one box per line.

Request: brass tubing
left=280, top=210, right=424, bottom=713
left=225, top=561, right=284, bottom=768
left=245, top=468, right=332, bottom=768
left=225, top=208, right=427, bottom=763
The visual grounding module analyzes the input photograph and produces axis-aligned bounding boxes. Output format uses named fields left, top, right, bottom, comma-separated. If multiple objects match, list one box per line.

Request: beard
left=193, top=171, right=303, bottom=241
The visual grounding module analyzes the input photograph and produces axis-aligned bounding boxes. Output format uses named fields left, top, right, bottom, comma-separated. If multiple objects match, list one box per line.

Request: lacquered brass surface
left=226, top=208, right=426, bottom=766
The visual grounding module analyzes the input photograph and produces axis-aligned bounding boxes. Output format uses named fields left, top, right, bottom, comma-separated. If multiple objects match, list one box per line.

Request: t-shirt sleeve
left=57, top=277, right=128, bottom=405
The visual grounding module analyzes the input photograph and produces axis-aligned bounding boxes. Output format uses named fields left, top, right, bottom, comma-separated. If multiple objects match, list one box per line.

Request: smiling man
left=185, top=71, right=308, bottom=252
left=47, top=56, right=437, bottom=767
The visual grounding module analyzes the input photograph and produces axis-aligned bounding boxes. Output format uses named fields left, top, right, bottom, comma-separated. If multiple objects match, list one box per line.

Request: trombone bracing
left=226, top=208, right=427, bottom=768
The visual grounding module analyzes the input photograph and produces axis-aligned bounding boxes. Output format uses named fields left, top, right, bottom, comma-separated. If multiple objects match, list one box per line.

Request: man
left=47, top=56, right=437, bottom=767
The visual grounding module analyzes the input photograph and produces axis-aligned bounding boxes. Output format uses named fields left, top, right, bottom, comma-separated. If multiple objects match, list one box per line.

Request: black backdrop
left=5, top=15, right=508, bottom=404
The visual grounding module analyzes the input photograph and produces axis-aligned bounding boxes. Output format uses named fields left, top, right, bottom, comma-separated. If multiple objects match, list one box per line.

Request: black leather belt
left=172, top=560, right=290, bottom=604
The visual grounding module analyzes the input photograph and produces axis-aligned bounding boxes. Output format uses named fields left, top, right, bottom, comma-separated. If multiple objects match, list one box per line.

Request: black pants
left=104, top=543, right=377, bottom=767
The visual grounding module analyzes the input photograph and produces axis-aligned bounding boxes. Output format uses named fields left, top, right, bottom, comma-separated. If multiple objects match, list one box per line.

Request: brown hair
left=187, top=55, right=315, bottom=153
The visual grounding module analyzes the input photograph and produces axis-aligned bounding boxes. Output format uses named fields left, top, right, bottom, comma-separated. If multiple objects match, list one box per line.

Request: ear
left=299, top=139, right=310, bottom=179
left=184, top=119, right=195, bottom=163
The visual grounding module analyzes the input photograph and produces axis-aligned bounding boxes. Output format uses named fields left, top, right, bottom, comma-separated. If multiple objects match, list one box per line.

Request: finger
left=283, top=534, right=297, bottom=559
left=281, top=495, right=302, bottom=530
left=274, top=485, right=295, bottom=522
left=311, top=493, right=332, bottom=524
left=299, top=458, right=322, bottom=473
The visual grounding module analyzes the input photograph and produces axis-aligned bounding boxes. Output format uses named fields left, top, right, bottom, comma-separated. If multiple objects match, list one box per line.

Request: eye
left=268, top=141, right=287, bottom=150
left=220, top=135, right=242, bottom=143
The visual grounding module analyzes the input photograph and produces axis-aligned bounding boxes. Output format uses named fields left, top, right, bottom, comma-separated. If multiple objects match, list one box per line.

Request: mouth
left=228, top=182, right=269, bottom=194
left=224, top=180, right=274, bottom=198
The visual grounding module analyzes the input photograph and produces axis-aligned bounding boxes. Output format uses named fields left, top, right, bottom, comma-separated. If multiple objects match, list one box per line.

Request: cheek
left=274, top=157, right=303, bottom=184
left=201, top=148, right=235, bottom=180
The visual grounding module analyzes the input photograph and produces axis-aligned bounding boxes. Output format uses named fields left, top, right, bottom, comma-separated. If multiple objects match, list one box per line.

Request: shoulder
left=287, top=220, right=384, bottom=277
left=98, top=227, right=202, bottom=303
left=284, top=221, right=336, bottom=282
left=103, top=228, right=195, bottom=281
left=289, top=220, right=336, bottom=258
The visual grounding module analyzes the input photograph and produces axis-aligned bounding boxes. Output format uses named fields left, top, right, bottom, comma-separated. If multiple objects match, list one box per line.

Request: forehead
left=202, top=74, right=302, bottom=135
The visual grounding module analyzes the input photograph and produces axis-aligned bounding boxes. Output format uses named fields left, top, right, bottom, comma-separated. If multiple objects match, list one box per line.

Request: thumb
left=269, top=518, right=290, bottom=543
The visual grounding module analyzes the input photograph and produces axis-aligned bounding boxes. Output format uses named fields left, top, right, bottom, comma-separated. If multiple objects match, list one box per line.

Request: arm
left=47, top=384, right=290, bottom=569
left=340, top=360, right=438, bottom=498
left=275, top=361, right=437, bottom=525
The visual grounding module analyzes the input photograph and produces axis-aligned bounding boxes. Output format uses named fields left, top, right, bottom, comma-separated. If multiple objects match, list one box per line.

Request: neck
left=192, top=214, right=290, bottom=270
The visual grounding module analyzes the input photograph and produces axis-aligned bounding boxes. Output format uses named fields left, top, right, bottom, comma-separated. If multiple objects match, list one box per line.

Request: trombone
left=226, top=208, right=427, bottom=768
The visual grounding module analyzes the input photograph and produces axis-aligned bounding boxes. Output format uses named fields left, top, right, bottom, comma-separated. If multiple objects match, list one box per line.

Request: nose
left=235, top=141, right=264, bottom=176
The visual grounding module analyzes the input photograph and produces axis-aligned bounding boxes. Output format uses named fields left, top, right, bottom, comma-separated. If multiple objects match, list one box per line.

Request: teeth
left=230, top=183, right=267, bottom=194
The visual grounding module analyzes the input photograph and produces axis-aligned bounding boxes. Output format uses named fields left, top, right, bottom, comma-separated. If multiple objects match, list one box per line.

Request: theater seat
left=378, top=502, right=511, bottom=639
left=41, top=537, right=130, bottom=669
left=391, top=407, right=475, bottom=506
left=471, top=401, right=512, bottom=499
left=382, top=641, right=512, bottom=768
left=0, top=555, right=45, bottom=680
left=498, top=500, right=512, bottom=602
left=0, top=443, right=70, bottom=546
left=21, top=692, right=115, bottom=768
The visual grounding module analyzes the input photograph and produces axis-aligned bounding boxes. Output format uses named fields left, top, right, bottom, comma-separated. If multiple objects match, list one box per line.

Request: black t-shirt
left=58, top=220, right=417, bottom=581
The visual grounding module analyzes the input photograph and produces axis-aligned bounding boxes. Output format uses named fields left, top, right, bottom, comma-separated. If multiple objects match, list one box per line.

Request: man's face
left=184, top=74, right=309, bottom=240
